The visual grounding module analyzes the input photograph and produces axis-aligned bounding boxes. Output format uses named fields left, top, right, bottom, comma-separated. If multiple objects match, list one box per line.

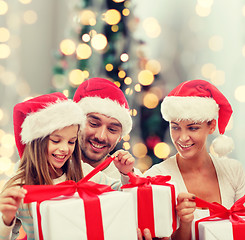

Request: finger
left=143, top=228, right=152, bottom=240
left=177, top=192, right=195, bottom=203
left=137, top=228, right=143, bottom=240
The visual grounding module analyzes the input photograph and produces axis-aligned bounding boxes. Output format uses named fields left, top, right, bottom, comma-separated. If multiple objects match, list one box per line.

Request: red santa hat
left=14, top=92, right=85, bottom=158
left=161, top=79, right=233, bottom=134
left=73, top=77, right=132, bottom=137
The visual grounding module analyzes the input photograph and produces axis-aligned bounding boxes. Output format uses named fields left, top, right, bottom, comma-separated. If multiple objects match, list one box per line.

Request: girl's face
left=170, top=119, right=216, bottom=160
left=48, top=125, right=79, bottom=177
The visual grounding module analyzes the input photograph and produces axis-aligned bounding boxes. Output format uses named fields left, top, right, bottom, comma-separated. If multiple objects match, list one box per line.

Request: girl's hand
left=112, top=150, right=135, bottom=175
left=0, top=187, right=27, bottom=226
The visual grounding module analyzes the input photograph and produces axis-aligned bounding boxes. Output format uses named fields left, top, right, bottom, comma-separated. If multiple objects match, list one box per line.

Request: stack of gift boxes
left=24, top=170, right=245, bottom=240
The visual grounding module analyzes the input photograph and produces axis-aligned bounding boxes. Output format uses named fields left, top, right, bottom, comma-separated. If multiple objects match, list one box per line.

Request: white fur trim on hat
left=161, top=96, right=219, bottom=122
left=21, top=99, right=85, bottom=143
left=77, top=97, right=132, bottom=137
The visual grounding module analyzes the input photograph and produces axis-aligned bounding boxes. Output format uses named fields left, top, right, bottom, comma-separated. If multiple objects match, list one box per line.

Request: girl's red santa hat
left=73, top=77, right=132, bottom=137
left=14, top=92, right=85, bottom=158
left=161, top=79, right=233, bottom=156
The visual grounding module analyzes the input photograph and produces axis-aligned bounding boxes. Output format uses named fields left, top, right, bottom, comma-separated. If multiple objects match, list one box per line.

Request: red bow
left=195, top=195, right=245, bottom=240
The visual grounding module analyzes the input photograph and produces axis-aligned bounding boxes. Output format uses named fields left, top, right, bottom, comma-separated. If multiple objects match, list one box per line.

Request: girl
left=142, top=80, right=245, bottom=240
left=0, top=92, right=134, bottom=239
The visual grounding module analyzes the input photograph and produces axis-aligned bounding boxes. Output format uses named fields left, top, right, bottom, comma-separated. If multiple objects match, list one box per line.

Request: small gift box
left=192, top=196, right=245, bottom=240
left=121, top=173, right=177, bottom=238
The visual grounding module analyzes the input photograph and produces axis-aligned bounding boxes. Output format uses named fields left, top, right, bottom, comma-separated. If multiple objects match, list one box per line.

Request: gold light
left=138, top=70, right=154, bottom=86
left=118, top=70, right=126, bottom=78
left=79, top=10, right=96, bottom=26
left=124, top=77, right=132, bottom=85
left=0, top=28, right=10, bottom=42
left=210, top=70, right=225, bottom=86
left=235, top=85, right=245, bottom=102
left=143, top=93, right=159, bottom=109
left=69, top=69, right=85, bottom=86
left=91, top=34, right=107, bottom=50
left=143, top=17, right=161, bottom=38
left=154, top=142, right=170, bottom=159
left=122, top=8, right=130, bottom=16
left=105, top=63, right=113, bottom=71
left=120, top=53, right=129, bottom=62
left=60, top=39, right=76, bottom=55
left=19, top=0, right=32, bottom=4
left=201, top=63, right=216, bottom=79
left=0, top=44, right=10, bottom=59
left=104, top=9, right=121, bottom=25
left=0, top=1, right=8, bottom=15
left=145, top=59, right=161, bottom=75
left=23, top=10, right=37, bottom=24
left=76, top=43, right=92, bottom=59
left=132, top=142, right=148, bottom=158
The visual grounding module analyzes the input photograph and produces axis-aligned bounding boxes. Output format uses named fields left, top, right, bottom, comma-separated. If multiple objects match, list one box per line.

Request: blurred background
left=1, top=0, right=245, bottom=189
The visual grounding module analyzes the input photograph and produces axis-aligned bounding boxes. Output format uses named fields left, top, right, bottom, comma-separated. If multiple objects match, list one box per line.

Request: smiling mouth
left=52, top=154, right=66, bottom=160
left=178, top=143, right=194, bottom=149
left=90, top=141, right=106, bottom=149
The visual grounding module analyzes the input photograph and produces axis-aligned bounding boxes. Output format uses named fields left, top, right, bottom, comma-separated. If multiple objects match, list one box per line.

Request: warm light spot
left=242, top=5, right=245, bottom=16
left=235, top=85, right=245, bottom=102
left=114, top=81, right=121, bottom=88
left=150, top=87, right=164, bottom=100
left=125, top=87, right=133, bottom=95
left=138, top=70, right=154, bottom=86
left=118, top=70, right=126, bottom=78
left=91, top=34, right=107, bottom=50
left=201, top=63, right=216, bottom=79
left=132, top=142, right=148, bottom=158
left=0, top=44, right=10, bottom=59
left=79, top=10, right=96, bottom=26
left=0, top=28, right=10, bottom=42
left=0, top=146, right=14, bottom=158
left=63, top=89, right=69, bottom=97
left=1, top=71, right=16, bottom=85
left=143, top=93, right=159, bottom=109
left=124, top=77, right=132, bottom=85
left=0, top=157, right=12, bottom=172
left=1, top=134, right=15, bottom=148
left=154, top=142, right=171, bottom=159
left=123, top=135, right=130, bottom=141
left=122, top=8, right=130, bottom=16
left=0, top=1, right=8, bottom=15
left=136, top=156, right=153, bottom=173
left=135, top=84, right=141, bottom=92
left=60, top=39, right=76, bottom=55
left=113, top=0, right=125, bottom=2
left=145, top=59, right=161, bottom=75
left=209, top=35, right=223, bottom=51
left=120, top=53, right=129, bottom=62
left=105, top=63, right=113, bottom=71
left=195, top=4, right=211, bottom=17
left=52, top=74, right=66, bottom=89
left=210, top=70, right=225, bottom=86
left=111, top=25, right=119, bottom=32
left=69, top=69, right=85, bottom=86
left=76, top=43, right=92, bottom=59
left=143, top=17, right=161, bottom=38
left=23, top=10, right=38, bottom=24
left=82, top=34, right=90, bottom=42
left=130, top=109, right=137, bottom=116
left=19, top=0, right=32, bottom=4
left=104, top=9, right=121, bottom=25
left=197, top=0, right=213, bottom=8
left=83, top=70, right=89, bottom=79
left=123, top=142, right=130, bottom=150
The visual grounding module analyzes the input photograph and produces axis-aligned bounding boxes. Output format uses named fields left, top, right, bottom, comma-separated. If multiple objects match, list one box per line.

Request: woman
left=142, top=79, right=245, bottom=240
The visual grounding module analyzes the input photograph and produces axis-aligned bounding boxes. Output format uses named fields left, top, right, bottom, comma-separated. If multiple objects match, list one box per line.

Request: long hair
left=4, top=130, right=84, bottom=190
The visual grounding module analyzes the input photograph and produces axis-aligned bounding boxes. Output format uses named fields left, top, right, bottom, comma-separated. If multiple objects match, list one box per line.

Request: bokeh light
left=0, top=1, right=8, bottom=15
left=235, top=85, right=245, bottom=102
left=23, top=10, right=38, bottom=24
left=201, top=63, right=216, bottom=79
left=145, top=59, right=161, bottom=75
left=60, top=39, right=76, bottom=55
left=132, top=142, right=148, bottom=158
left=76, top=43, right=92, bottom=59
left=143, top=17, right=161, bottom=38
left=91, top=34, right=108, bottom=50
left=0, top=28, right=10, bottom=42
left=79, top=10, right=96, bottom=26
left=0, top=44, right=11, bottom=59
left=210, top=70, right=225, bottom=86
left=209, top=35, right=223, bottom=51
left=104, top=9, right=121, bottom=25
left=69, top=69, right=85, bottom=86
left=138, top=70, right=154, bottom=86
left=153, top=142, right=171, bottom=159
left=143, top=93, right=159, bottom=109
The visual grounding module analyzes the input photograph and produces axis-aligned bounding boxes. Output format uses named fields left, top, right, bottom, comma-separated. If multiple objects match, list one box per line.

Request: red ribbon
left=121, top=173, right=177, bottom=238
left=23, top=157, right=115, bottom=240
left=194, top=195, right=245, bottom=240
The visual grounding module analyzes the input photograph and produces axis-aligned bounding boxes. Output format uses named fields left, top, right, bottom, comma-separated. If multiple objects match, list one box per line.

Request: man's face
left=79, top=113, right=122, bottom=167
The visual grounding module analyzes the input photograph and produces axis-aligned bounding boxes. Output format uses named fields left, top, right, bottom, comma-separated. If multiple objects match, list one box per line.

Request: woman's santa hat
left=73, top=77, right=132, bottom=137
left=161, top=79, right=233, bottom=156
left=14, top=92, right=85, bottom=158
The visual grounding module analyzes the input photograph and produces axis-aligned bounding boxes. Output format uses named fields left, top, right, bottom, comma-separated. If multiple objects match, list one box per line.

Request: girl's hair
left=4, top=126, right=83, bottom=189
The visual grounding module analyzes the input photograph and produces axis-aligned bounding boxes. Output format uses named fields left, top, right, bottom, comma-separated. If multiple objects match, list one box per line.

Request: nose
left=59, top=142, right=69, bottom=153
left=94, top=125, right=107, bottom=141
left=179, top=130, right=190, bottom=142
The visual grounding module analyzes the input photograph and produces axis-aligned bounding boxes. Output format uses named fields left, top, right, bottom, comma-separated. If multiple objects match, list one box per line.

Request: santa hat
left=161, top=79, right=233, bottom=156
left=73, top=77, right=132, bottom=137
left=14, top=92, right=85, bottom=158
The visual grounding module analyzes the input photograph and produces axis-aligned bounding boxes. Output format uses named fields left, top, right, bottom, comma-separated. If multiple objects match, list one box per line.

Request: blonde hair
left=4, top=129, right=84, bottom=190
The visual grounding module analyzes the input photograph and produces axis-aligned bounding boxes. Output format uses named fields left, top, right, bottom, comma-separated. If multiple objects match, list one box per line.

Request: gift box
left=31, top=191, right=137, bottom=240
left=191, top=196, right=245, bottom=240
left=122, top=173, right=177, bottom=238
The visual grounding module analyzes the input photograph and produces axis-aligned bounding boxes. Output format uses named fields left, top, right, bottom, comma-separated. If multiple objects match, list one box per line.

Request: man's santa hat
left=14, top=92, right=85, bottom=158
left=73, top=77, right=132, bottom=137
left=161, top=79, right=233, bottom=156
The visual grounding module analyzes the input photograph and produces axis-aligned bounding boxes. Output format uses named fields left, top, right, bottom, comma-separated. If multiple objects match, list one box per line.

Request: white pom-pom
left=211, top=135, right=234, bottom=157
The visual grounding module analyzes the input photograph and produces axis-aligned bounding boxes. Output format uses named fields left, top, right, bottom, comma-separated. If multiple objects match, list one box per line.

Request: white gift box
left=32, top=191, right=138, bottom=240
left=123, top=182, right=177, bottom=238
left=192, top=217, right=245, bottom=240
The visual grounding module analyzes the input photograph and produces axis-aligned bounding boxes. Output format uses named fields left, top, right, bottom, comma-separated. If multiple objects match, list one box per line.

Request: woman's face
left=170, top=119, right=216, bottom=160
left=48, top=125, right=78, bottom=176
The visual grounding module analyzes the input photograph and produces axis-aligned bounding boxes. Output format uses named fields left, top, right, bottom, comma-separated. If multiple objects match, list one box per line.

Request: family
left=0, top=77, right=244, bottom=240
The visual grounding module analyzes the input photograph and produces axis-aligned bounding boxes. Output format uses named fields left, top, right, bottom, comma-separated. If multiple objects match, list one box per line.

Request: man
left=73, top=77, right=142, bottom=178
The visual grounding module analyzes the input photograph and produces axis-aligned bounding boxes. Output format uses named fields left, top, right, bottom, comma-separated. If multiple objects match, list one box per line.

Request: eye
left=50, top=139, right=59, bottom=143
left=68, top=141, right=76, bottom=145
left=171, top=126, right=179, bottom=131
left=189, top=126, right=199, bottom=131
left=89, top=121, right=99, bottom=127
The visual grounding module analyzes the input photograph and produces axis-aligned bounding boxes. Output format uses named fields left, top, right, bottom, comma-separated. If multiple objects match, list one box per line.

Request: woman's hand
left=0, top=187, right=27, bottom=226
left=112, top=150, right=135, bottom=175
left=137, top=228, right=169, bottom=240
